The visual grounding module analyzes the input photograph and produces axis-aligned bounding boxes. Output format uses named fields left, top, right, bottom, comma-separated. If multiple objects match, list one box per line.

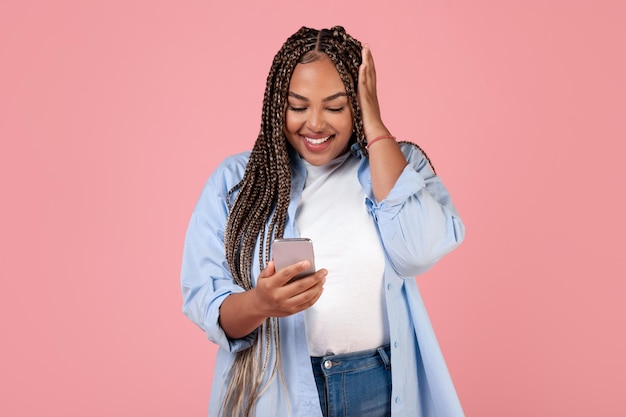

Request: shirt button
left=394, top=341, right=399, bottom=348
left=387, top=283, right=392, bottom=290
left=324, top=360, right=332, bottom=369
left=395, top=396, right=402, bottom=404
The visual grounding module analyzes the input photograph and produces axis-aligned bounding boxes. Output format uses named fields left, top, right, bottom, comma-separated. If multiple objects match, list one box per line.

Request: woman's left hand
left=358, top=44, right=408, bottom=201
left=358, top=44, right=390, bottom=139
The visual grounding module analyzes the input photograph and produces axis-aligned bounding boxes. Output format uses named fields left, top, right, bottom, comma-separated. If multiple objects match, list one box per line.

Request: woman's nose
left=306, top=110, right=326, bottom=131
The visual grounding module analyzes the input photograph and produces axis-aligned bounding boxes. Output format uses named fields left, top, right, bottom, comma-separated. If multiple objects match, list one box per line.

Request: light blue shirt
left=181, top=142, right=466, bottom=416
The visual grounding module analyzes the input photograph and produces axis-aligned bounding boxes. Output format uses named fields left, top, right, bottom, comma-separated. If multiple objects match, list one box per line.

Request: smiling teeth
left=304, top=135, right=331, bottom=145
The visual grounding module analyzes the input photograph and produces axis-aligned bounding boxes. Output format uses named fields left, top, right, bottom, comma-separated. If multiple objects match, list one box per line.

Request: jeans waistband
left=311, top=345, right=391, bottom=376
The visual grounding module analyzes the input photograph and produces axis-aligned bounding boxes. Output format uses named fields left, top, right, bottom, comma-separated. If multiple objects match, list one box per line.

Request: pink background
left=1, top=0, right=625, bottom=416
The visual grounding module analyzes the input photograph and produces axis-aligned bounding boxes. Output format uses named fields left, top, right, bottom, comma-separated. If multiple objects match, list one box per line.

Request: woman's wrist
left=219, top=290, right=267, bottom=339
left=366, top=134, right=396, bottom=150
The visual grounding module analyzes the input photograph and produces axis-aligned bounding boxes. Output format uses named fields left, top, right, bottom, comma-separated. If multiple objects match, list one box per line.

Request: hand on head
left=358, top=44, right=391, bottom=141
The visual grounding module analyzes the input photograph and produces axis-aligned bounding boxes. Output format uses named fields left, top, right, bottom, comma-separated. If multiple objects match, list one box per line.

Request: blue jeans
left=310, top=345, right=392, bottom=417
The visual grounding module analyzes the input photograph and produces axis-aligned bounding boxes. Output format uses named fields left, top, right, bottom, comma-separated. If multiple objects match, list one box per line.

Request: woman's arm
left=358, top=44, right=407, bottom=202
left=357, top=45, right=465, bottom=277
left=181, top=159, right=254, bottom=352
left=181, top=156, right=326, bottom=346
left=369, top=144, right=465, bottom=277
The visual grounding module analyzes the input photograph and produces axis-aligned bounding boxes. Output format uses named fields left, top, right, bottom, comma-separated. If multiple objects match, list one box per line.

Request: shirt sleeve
left=180, top=160, right=258, bottom=352
left=366, top=143, right=466, bottom=277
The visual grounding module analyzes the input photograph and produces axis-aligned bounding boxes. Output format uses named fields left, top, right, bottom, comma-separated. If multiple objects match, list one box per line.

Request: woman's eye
left=288, top=106, right=306, bottom=112
left=327, top=107, right=345, bottom=113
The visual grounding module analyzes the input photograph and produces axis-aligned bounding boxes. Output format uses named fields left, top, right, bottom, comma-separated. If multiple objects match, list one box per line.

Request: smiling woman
left=181, top=26, right=466, bottom=417
left=283, top=56, right=354, bottom=166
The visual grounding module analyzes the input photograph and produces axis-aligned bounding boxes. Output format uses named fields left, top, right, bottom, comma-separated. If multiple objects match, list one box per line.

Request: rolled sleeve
left=368, top=165, right=426, bottom=225
left=367, top=145, right=465, bottom=277
left=180, top=157, right=257, bottom=352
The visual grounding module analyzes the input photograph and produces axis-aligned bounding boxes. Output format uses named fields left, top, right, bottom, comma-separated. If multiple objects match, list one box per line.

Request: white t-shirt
left=297, top=152, right=389, bottom=356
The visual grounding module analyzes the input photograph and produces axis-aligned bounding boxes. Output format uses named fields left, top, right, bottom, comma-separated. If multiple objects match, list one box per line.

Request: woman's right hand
left=253, top=260, right=327, bottom=318
left=218, top=261, right=326, bottom=339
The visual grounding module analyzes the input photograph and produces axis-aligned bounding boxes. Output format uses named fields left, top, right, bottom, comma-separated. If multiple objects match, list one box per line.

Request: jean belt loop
left=377, top=345, right=391, bottom=370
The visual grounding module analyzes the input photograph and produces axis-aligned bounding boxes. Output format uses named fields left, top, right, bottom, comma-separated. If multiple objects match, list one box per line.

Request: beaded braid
left=220, top=26, right=436, bottom=417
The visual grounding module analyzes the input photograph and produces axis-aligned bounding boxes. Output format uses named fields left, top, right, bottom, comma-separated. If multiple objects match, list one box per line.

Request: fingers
left=273, top=260, right=314, bottom=285
left=358, top=44, right=388, bottom=139
left=290, top=282, right=325, bottom=312
left=259, top=260, right=276, bottom=278
left=359, top=44, right=377, bottom=89
left=256, top=260, right=327, bottom=317
left=283, top=269, right=327, bottom=314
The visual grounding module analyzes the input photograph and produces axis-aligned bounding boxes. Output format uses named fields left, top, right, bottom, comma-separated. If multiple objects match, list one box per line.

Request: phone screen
left=272, top=238, right=316, bottom=281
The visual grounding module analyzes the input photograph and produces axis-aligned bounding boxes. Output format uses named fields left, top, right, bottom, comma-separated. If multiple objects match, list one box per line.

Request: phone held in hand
left=272, top=238, right=316, bottom=281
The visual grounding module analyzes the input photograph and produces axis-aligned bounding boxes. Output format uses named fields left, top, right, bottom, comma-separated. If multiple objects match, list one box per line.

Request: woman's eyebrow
left=288, top=92, right=348, bottom=102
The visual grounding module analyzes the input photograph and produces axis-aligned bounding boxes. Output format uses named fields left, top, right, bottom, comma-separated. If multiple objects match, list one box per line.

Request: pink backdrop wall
left=1, top=1, right=625, bottom=416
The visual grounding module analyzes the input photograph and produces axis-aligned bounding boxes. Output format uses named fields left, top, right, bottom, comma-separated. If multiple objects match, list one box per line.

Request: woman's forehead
left=289, top=57, right=345, bottom=93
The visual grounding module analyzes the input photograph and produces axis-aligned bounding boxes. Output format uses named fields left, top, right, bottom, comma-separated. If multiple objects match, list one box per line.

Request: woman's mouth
left=302, top=135, right=333, bottom=145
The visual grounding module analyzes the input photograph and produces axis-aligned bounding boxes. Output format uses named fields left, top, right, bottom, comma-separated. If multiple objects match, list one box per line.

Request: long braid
left=220, top=26, right=435, bottom=417
left=221, top=28, right=329, bottom=417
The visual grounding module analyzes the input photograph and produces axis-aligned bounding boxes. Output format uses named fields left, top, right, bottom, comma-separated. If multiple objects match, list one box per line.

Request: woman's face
left=284, top=55, right=354, bottom=166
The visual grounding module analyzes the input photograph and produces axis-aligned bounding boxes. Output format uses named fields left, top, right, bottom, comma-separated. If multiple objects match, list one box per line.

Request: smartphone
left=272, top=238, right=316, bottom=281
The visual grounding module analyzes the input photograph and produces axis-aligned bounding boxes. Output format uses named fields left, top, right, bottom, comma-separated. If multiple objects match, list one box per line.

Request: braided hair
left=220, top=26, right=435, bottom=416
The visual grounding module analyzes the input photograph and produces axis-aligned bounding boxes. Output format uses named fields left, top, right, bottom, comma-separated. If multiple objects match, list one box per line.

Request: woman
left=181, top=26, right=466, bottom=417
